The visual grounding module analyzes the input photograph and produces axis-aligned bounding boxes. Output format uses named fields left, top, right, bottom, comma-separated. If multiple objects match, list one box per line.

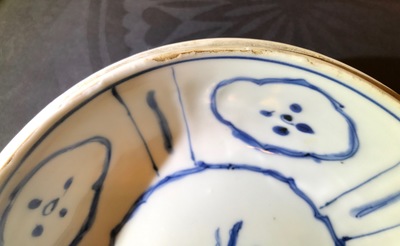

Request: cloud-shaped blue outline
left=210, top=77, right=359, bottom=161
left=0, top=136, right=112, bottom=245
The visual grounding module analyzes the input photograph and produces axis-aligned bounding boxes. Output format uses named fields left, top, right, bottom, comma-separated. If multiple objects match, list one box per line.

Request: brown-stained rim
left=144, top=38, right=400, bottom=102
left=284, top=46, right=400, bottom=102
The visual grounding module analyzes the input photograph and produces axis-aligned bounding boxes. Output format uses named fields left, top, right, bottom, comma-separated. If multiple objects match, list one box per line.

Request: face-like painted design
left=211, top=78, right=358, bottom=161
left=0, top=137, right=111, bottom=246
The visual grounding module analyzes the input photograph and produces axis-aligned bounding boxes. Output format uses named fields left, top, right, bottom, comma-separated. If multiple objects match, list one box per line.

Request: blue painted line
left=112, top=87, right=159, bottom=175
left=171, top=67, right=197, bottom=164
left=321, top=162, right=400, bottom=209
left=351, top=191, right=400, bottom=218
left=146, top=90, right=174, bottom=153
left=343, top=223, right=400, bottom=242
left=215, top=228, right=221, bottom=246
left=228, top=221, right=243, bottom=246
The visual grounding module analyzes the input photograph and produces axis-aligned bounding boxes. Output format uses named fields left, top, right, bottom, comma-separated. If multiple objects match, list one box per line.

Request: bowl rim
left=0, top=37, right=399, bottom=176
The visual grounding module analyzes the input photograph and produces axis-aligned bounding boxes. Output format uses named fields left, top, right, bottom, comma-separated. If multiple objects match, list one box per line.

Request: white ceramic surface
left=0, top=39, right=399, bottom=246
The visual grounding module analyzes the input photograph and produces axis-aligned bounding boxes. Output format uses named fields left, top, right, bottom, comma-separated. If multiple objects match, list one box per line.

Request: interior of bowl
left=0, top=39, right=399, bottom=246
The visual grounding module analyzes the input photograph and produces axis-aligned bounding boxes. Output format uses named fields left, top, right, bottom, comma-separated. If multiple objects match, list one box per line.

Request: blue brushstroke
left=171, top=67, right=196, bottom=164
left=215, top=228, right=221, bottom=246
left=296, top=123, right=314, bottom=134
left=260, top=110, right=274, bottom=117
left=273, top=126, right=290, bottom=136
left=42, top=198, right=59, bottom=216
left=321, top=162, right=400, bottom=209
left=32, top=225, right=43, bottom=237
left=112, top=87, right=159, bottom=175
left=228, top=221, right=243, bottom=246
left=28, top=199, right=42, bottom=209
left=59, top=208, right=68, bottom=218
left=214, top=221, right=243, bottom=246
left=351, top=191, right=400, bottom=218
left=290, top=103, right=302, bottom=113
left=280, top=114, right=293, bottom=124
left=110, top=163, right=346, bottom=246
left=210, top=77, right=359, bottom=161
left=0, top=136, right=111, bottom=246
left=64, top=177, right=73, bottom=190
left=343, top=223, right=400, bottom=242
left=146, top=90, right=174, bottom=153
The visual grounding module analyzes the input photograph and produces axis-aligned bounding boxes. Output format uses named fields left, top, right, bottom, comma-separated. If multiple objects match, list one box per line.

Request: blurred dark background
left=1, top=0, right=399, bottom=150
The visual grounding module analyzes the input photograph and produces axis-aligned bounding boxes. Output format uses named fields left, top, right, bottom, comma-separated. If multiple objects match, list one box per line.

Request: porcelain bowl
left=0, top=38, right=399, bottom=246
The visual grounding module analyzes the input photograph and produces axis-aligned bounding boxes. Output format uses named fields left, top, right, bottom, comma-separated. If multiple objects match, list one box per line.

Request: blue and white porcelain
left=0, top=39, right=399, bottom=246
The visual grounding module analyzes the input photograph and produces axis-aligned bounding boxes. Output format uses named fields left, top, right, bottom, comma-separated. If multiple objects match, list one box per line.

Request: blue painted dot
left=64, top=177, right=73, bottom=190
left=290, top=103, right=302, bottom=113
left=28, top=199, right=42, bottom=209
left=59, top=208, right=68, bottom=218
left=273, top=126, right=289, bottom=136
left=260, top=110, right=274, bottom=117
left=296, top=123, right=314, bottom=134
left=281, top=114, right=293, bottom=122
left=32, top=225, right=43, bottom=237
